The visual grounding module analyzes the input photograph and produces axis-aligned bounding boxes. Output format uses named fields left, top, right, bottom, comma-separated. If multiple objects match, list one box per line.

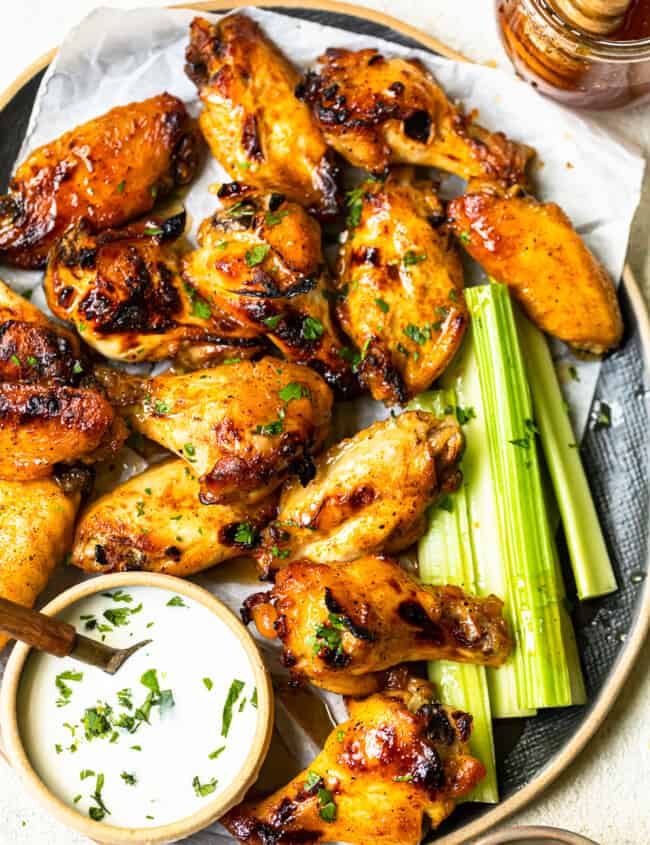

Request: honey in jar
left=497, top=0, right=650, bottom=109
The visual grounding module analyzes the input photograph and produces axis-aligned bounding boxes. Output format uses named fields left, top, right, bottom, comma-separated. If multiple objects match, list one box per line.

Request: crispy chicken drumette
left=223, top=674, right=485, bottom=845
left=44, top=211, right=265, bottom=367
left=185, top=14, right=340, bottom=219
left=257, top=410, right=463, bottom=578
left=244, top=555, right=511, bottom=696
left=97, top=358, right=332, bottom=506
left=337, top=170, right=467, bottom=404
left=297, top=48, right=533, bottom=182
left=182, top=186, right=357, bottom=396
left=0, top=93, right=201, bottom=268
left=448, top=183, right=623, bottom=354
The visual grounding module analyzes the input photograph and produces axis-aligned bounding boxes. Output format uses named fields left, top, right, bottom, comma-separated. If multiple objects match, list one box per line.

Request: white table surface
left=0, top=2, right=649, bottom=844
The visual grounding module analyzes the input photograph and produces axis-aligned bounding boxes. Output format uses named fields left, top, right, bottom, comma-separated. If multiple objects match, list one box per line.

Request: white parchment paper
left=0, top=7, right=644, bottom=841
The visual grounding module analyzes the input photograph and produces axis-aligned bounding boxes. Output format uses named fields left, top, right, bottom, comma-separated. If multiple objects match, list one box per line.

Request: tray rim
left=0, top=2, right=648, bottom=843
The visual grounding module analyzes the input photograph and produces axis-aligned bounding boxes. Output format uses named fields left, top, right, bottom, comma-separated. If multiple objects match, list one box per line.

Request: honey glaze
left=497, top=0, right=650, bottom=109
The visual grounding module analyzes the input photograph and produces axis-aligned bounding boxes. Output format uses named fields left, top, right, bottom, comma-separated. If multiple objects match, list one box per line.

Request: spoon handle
left=0, top=597, right=76, bottom=657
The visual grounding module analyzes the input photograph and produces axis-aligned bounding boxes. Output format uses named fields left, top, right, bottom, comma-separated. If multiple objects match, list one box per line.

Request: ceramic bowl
left=473, top=825, right=599, bottom=845
left=0, top=572, right=274, bottom=845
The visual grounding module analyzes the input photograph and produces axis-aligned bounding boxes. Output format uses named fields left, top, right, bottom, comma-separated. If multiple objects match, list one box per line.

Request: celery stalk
left=414, top=389, right=499, bottom=803
left=515, top=311, right=617, bottom=599
left=457, top=283, right=581, bottom=709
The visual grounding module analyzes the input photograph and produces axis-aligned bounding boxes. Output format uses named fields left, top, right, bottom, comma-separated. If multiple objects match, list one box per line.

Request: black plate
left=1, top=6, right=648, bottom=842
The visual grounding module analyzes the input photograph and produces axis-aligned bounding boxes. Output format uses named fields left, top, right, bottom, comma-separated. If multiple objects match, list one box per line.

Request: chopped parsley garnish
left=402, top=250, right=427, bottom=267
left=456, top=406, right=476, bottom=426
left=245, top=244, right=270, bottom=267
left=78, top=322, right=86, bottom=333
left=183, top=443, right=196, bottom=459
left=317, top=787, right=337, bottom=822
left=120, top=772, right=137, bottom=786
left=238, top=697, right=247, bottom=712
left=438, top=495, right=454, bottom=513
left=233, top=522, right=255, bottom=545
left=103, top=603, right=142, bottom=627
left=227, top=200, right=255, bottom=219
left=393, top=774, right=413, bottom=782
left=80, top=769, right=95, bottom=780
left=302, top=316, right=324, bottom=341
left=10, top=354, right=20, bottom=366
left=191, top=297, right=212, bottom=320
left=88, top=773, right=110, bottom=822
left=103, top=590, right=132, bottom=603
left=279, top=382, right=310, bottom=403
left=167, top=595, right=187, bottom=607
left=374, top=298, right=390, bottom=313
left=192, top=775, right=218, bottom=798
left=223, top=357, right=241, bottom=364
left=136, top=501, right=145, bottom=517
left=131, top=745, right=142, bottom=751
left=143, top=226, right=164, bottom=237
left=263, top=314, right=282, bottom=330
left=313, top=614, right=346, bottom=661
left=55, top=669, right=83, bottom=707
left=117, top=689, right=133, bottom=709
left=336, top=730, right=345, bottom=742
left=26, top=355, right=37, bottom=367
left=237, top=161, right=251, bottom=170
left=82, top=704, right=113, bottom=740
left=304, top=771, right=322, bottom=791
left=221, top=679, right=246, bottom=738
left=250, top=687, right=258, bottom=708
left=55, top=744, right=63, bottom=754
left=153, top=399, right=171, bottom=415
left=255, top=419, right=284, bottom=436
left=458, top=231, right=471, bottom=244
left=265, top=209, right=289, bottom=226
left=116, top=181, right=125, bottom=193
left=271, top=545, right=290, bottom=559
left=73, top=794, right=82, bottom=804
left=208, top=746, right=225, bottom=760
left=203, top=677, right=214, bottom=691
left=345, top=186, right=365, bottom=228
left=403, top=323, right=432, bottom=346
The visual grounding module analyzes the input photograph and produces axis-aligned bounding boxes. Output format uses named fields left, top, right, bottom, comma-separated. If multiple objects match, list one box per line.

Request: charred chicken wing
left=0, top=478, right=79, bottom=650
left=257, top=411, right=463, bottom=577
left=297, top=48, right=533, bottom=182
left=448, top=184, right=623, bottom=354
left=98, top=358, right=332, bottom=505
left=182, top=186, right=356, bottom=395
left=337, top=171, right=466, bottom=404
left=0, top=93, right=201, bottom=268
left=185, top=14, right=340, bottom=218
left=44, top=211, right=265, bottom=366
left=244, top=555, right=511, bottom=695
left=72, top=459, right=277, bottom=576
left=223, top=675, right=485, bottom=845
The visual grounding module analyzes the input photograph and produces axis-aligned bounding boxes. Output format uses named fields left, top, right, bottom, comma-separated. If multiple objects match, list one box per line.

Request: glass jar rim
left=519, top=0, right=650, bottom=59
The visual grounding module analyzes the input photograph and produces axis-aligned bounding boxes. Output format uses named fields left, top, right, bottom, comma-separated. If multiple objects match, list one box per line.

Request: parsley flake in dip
left=14, top=584, right=263, bottom=829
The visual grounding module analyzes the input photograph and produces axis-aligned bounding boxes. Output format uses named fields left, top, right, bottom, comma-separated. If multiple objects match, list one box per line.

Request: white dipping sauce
left=17, top=586, right=259, bottom=828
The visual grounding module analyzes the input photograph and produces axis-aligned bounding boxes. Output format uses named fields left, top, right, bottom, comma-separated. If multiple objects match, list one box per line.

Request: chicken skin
left=223, top=675, right=485, bottom=845
left=182, top=186, right=356, bottom=395
left=72, top=459, right=277, bottom=576
left=244, top=556, right=511, bottom=696
left=0, top=93, right=201, bottom=269
left=0, top=478, right=79, bottom=650
left=97, top=358, right=332, bottom=505
left=257, top=411, right=463, bottom=578
left=44, top=211, right=265, bottom=366
left=185, top=14, right=340, bottom=219
left=297, top=48, right=533, bottom=182
left=337, top=171, right=466, bottom=404
left=448, top=184, right=623, bottom=354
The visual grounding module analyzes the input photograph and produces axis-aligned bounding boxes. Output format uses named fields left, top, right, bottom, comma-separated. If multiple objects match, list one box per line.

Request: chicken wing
left=182, top=186, right=356, bottom=395
left=185, top=14, right=340, bottom=219
left=337, top=171, right=466, bottom=404
left=97, top=358, right=332, bottom=505
left=223, top=674, right=485, bottom=845
left=244, top=555, right=511, bottom=696
left=0, top=382, right=121, bottom=480
left=448, top=184, right=623, bottom=354
left=0, top=93, right=201, bottom=268
left=0, top=277, right=85, bottom=383
left=72, top=459, right=277, bottom=576
left=0, top=478, right=78, bottom=650
left=257, top=411, right=463, bottom=578
left=297, top=48, right=533, bottom=182
left=44, top=211, right=265, bottom=366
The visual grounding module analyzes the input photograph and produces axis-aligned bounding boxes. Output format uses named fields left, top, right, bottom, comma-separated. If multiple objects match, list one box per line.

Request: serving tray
left=0, top=2, right=648, bottom=843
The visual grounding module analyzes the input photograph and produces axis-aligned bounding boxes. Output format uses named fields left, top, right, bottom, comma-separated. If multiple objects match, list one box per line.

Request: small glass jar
left=497, top=0, right=650, bottom=109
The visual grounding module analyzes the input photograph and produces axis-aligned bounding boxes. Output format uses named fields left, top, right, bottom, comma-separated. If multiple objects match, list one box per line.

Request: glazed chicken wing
left=98, top=358, right=332, bottom=505
left=0, top=93, right=201, bottom=268
left=72, top=459, right=277, bottom=576
left=337, top=171, right=467, bottom=404
left=182, top=186, right=356, bottom=395
left=297, top=48, right=533, bottom=182
left=244, top=555, right=511, bottom=696
left=223, top=675, right=485, bottom=845
left=448, top=184, right=622, bottom=354
left=44, top=211, right=265, bottom=366
left=0, top=478, right=79, bottom=650
left=185, top=14, right=340, bottom=219
left=257, top=411, right=463, bottom=578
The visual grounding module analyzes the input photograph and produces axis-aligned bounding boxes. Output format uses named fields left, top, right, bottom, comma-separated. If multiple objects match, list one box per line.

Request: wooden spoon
left=0, top=597, right=151, bottom=674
